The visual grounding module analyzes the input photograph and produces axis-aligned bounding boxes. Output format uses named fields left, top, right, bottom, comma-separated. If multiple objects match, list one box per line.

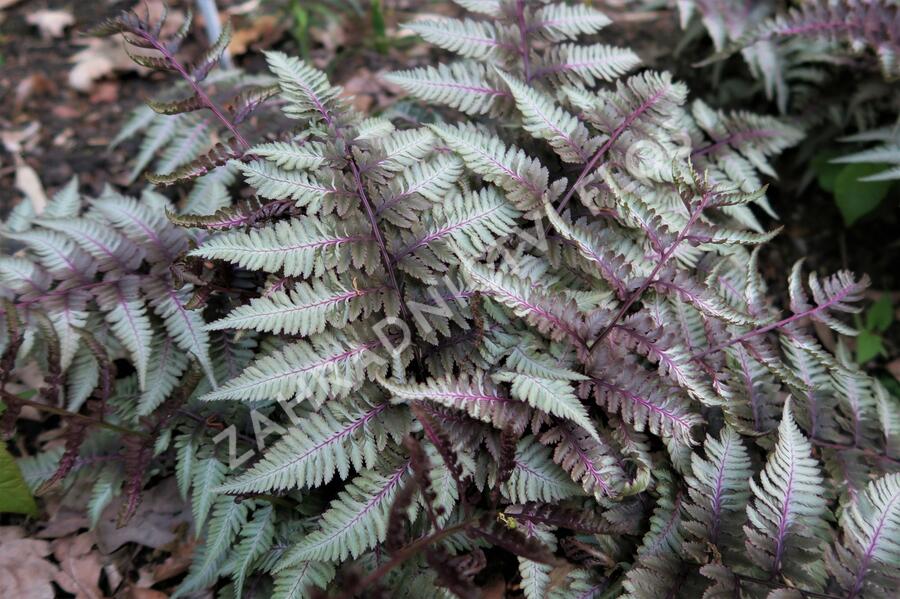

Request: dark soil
left=0, top=0, right=149, bottom=203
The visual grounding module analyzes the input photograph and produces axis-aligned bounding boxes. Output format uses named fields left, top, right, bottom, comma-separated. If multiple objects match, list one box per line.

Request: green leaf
left=865, top=296, right=894, bottom=333
left=879, top=375, right=900, bottom=398
left=0, top=443, right=39, bottom=516
left=834, top=163, right=893, bottom=226
left=812, top=149, right=842, bottom=193
left=371, top=0, right=388, bottom=54
left=856, top=330, right=885, bottom=364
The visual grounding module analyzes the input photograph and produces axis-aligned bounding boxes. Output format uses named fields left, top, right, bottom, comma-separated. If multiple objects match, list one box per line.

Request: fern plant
left=2, top=3, right=899, bottom=599
left=833, top=123, right=900, bottom=181
left=0, top=179, right=245, bottom=524
left=680, top=0, right=899, bottom=113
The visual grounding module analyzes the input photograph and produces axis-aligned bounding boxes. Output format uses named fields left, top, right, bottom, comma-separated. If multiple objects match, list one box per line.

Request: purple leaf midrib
left=771, top=435, right=796, bottom=575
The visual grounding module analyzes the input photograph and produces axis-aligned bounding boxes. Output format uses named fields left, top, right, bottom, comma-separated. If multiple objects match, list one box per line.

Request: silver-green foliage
left=8, top=2, right=899, bottom=598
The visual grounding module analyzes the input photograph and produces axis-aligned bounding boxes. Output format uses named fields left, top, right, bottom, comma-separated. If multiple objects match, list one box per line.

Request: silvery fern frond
left=265, top=51, right=345, bottom=123
left=517, top=523, right=556, bottom=599
left=535, top=43, right=641, bottom=87
left=496, top=69, right=600, bottom=163
left=205, top=276, right=386, bottom=337
left=189, top=215, right=379, bottom=278
left=277, top=457, right=411, bottom=564
left=530, top=2, right=611, bottom=41
left=240, top=160, right=339, bottom=209
left=376, top=155, right=465, bottom=227
left=622, top=470, right=686, bottom=599
left=834, top=125, right=900, bottom=182
left=691, top=99, right=805, bottom=183
left=452, top=0, right=501, bottom=18
left=35, top=4, right=893, bottom=596
left=826, top=473, right=900, bottom=599
left=216, top=399, right=403, bottom=494
left=192, top=457, right=226, bottom=532
left=428, top=123, right=561, bottom=216
left=494, top=371, right=599, bottom=441
left=385, top=62, right=507, bottom=116
left=585, top=350, right=703, bottom=444
left=365, top=128, right=437, bottom=173
left=231, top=505, right=275, bottom=599
left=499, top=435, right=582, bottom=503
left=788, top=260, right=869, bottom=337
left=252, top=140, right=327, bottom=170
left=175, top=497, right=252, bottom=596
left=393, top=186, right=520, bottom=280
left=683, top=426, right=752, bottom=560
left=728, top=0, right=900, bottom=80
left=272, top=561, right=335, bottom=599
left=37, top=216, right=145, bottom=273
left=406, top=18, right=503, bottom=60
left=744, top=401, right=831, bottom=589
left=540, top=422, right=626, bottom=500
left=460, top=260, right=588, bottom=347
left=200, top=325, right=389, bottom=405
left=382, top=372, right=532, bottom=433
left=94, top=277, right=154, bottom=388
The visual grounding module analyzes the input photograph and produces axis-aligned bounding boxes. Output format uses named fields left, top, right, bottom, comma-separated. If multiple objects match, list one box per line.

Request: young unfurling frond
left=788, top=261, right=870, bottom=337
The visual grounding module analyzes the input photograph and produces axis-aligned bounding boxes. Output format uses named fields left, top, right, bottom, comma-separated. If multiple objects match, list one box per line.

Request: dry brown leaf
left=226, top=0, right=262, bottom=16
left=887, top=358, right=900, bottom=382
left=129, top=589, right=169, bottom=599
left=90, top=82, right=120, bottom=104
left=52, top=533, right=106, bottom=599
left=103, top=563, right=123, bottom=594
left=342, top=68, right=380, bottom=113
left=228, top=14, right=281, bottom=55
left=52, top=105, right=82, bottom=119
left=135, top=536, right=196, bottom=588
left=0, top=536, right=61, bottom=599
left=69, top=38, right=147, bottom=92
left=1, top=121, right=40, bottom=154
left=95, top=478, right=192, bottom=553
left=0, top=526, right=26, bottom=542
left=310, top=21, right=347, bottom=56
left=15, top=158, right=49, bottom=215
left=15, top=73, right=57, bottom=109
left=37, top=503, right=90, bottom=540
left=26, top=9, right=74, bottom=39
